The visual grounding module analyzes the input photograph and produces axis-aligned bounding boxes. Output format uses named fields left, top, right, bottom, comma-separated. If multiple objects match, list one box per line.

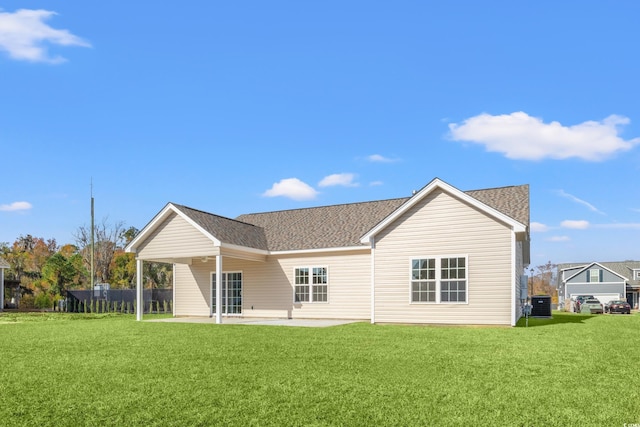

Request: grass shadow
left=515, top=311, right=597, bottom=328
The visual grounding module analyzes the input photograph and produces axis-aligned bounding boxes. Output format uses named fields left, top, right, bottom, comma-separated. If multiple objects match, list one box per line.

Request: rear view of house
left=126, top=178, right=530, bottom=326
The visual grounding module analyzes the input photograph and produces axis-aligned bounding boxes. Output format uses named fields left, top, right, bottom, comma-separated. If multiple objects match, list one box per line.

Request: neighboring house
left=0, top=257, right=9, bottom=311
left=125, top=178, right=531, bottom=326
left=557, top=261, right=640, bottom=309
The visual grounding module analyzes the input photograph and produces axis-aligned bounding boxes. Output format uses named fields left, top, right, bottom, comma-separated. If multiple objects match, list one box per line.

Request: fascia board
left=564, top=262, right=629, bottom=283
left=125, top=203, right=175, bottom=253
left=220, top=242, right=269, bottom=256
left=125, top=203, right=220, bottom=253
left=270, top=246, right=370, bottom=256
left=360, top=178, right=527, bottom=243
left=172, top=205, right=222, bottom=246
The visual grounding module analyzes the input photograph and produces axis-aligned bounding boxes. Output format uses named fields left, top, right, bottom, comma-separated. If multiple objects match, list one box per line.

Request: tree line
left=1, top=220, right=172, bottom=309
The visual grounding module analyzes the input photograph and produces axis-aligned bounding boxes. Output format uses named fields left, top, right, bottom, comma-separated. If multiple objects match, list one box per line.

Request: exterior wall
left=174, top=261, right=211, bottom=316
left=173, top=250, right=371, bottom=320
left=373, top=189, right=514, bottom=325
left=137, top=212, right=215, bottom=260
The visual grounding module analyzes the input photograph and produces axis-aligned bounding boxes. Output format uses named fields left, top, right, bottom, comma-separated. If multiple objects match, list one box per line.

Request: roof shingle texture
left=172, top=204, right=269, bottom=250
left=170, top=184, right=529, bottom=252
left=236, top=183, right=530, bottom=251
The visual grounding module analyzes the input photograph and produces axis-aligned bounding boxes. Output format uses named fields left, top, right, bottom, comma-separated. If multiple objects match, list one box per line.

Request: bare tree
left=74, top=218, right=125, bottom=285
left=532, top=261, right=557, bottom=295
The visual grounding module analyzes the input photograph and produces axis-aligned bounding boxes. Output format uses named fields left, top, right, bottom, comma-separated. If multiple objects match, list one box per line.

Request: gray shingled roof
left=236, top=198, right=408, bottom=251
left=0, top=257, right=9, bottom=269
left=236, top=183, right=529, bottom=251
left=557, top=261, right=640, bottom=286
left=169, top=183, right=529, bottom=253
left=172, top=204, right=269, bottom=251
left=466, top=185, right=529, bottom=227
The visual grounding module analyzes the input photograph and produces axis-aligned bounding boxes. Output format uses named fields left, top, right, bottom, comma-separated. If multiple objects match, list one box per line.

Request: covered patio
left=125, top=203, right=269, bottom=324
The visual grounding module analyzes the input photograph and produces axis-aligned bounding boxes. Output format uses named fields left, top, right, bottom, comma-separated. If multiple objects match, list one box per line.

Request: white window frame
left=634, top=270, right=640, bottom=280
left=293, top=266, right=329, bottom=303
left=589, top=268, right=600, bottom=283
left=410, top=255, right=468, bottom=305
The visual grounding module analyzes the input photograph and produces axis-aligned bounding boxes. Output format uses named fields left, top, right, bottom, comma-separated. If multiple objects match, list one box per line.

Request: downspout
left=510, top=230, right=517, bottom=326
left=370, top=236, right=375, bottom=324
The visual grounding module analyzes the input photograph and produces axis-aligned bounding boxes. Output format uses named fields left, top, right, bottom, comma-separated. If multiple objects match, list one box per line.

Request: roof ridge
left=465, top=183, right=529, bottom=192
left=171, top=203, right=261, bottom=228
left=237, top=196, right=411, bottom=217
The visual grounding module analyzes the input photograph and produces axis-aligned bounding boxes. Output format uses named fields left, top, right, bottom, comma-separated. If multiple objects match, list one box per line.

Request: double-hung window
left=411, top=256, right=467, bottom=304
left=294, top=267, right=328, bottom=303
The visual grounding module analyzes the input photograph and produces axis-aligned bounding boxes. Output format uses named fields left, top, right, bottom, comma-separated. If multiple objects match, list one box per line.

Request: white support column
left=172, top=264, right=176, bottom=317
left=216, top=255, right=222, bottom=324
left=136, top=259, right=143, bottom=321
left=0, top=268, right=4, bottom=312
left=209, top=269, right=214, bottom=318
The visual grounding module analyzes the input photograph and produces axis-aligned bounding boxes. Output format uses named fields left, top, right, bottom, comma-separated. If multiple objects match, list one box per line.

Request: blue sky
left=1, top=1, right=639, bottom=269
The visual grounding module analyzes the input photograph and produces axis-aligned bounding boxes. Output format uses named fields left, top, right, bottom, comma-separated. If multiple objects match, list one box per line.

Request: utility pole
left=91, top=180, right=95, bottom=290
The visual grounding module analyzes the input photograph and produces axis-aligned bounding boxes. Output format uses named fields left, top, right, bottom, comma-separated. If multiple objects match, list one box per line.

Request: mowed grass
left=1, top=312, right=639, bottom=426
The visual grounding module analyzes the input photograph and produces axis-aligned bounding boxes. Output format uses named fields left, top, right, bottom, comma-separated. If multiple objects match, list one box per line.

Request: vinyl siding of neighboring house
left=564, top=267, right=626, bottom=304
left=173, top=250, right=371, bottom=320
left=372, top=189, right=515, bottom=325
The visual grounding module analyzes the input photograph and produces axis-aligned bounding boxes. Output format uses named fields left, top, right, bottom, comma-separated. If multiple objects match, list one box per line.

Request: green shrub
left=163, top=300, right=168, bottom=313
left=34, top=292, right=52, bottom=310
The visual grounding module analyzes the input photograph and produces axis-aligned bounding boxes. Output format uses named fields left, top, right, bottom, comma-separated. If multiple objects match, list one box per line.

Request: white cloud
left=0, top=9, right=91, bottom=63
left=530, top=222, right=549, bottom=232
left=0, top=201, right=32, bottom=211
left=367, top=154, right=398, bottom=163
left=318, top=173, right=358, bottom=188
left=555, top=190, right=605, bottom=215
left=369, top=181, right=384, bottom=186
left=448, top=112, right=640, bottom=161
left=561, top=220, right=590, bottom=229
left=262, top=178, right=318, bottom=201
left=547, top=236, right=570, bottom=242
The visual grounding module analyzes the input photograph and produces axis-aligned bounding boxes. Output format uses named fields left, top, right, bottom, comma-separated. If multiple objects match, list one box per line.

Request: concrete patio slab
left=145, top=317, right=363, bottom=328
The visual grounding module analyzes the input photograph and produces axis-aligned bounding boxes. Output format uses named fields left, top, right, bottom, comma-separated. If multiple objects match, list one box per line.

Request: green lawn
left=1, top=312, right=639, bottom=426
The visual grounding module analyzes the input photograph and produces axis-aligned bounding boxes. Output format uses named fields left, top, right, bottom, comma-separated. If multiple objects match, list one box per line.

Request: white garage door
left=592, top=294, right=620, bottom=306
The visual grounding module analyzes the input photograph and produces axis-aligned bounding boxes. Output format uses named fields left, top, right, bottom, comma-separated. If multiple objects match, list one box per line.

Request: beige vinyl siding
left=136, top=212, right=215, bottom=260
left=276, top=250, right=370, bottom=320
left=373, top=189, right=514, bottom=325
left=174, top=262, right=211, bottom=317
left=172, top=250, right=371, bottom=320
